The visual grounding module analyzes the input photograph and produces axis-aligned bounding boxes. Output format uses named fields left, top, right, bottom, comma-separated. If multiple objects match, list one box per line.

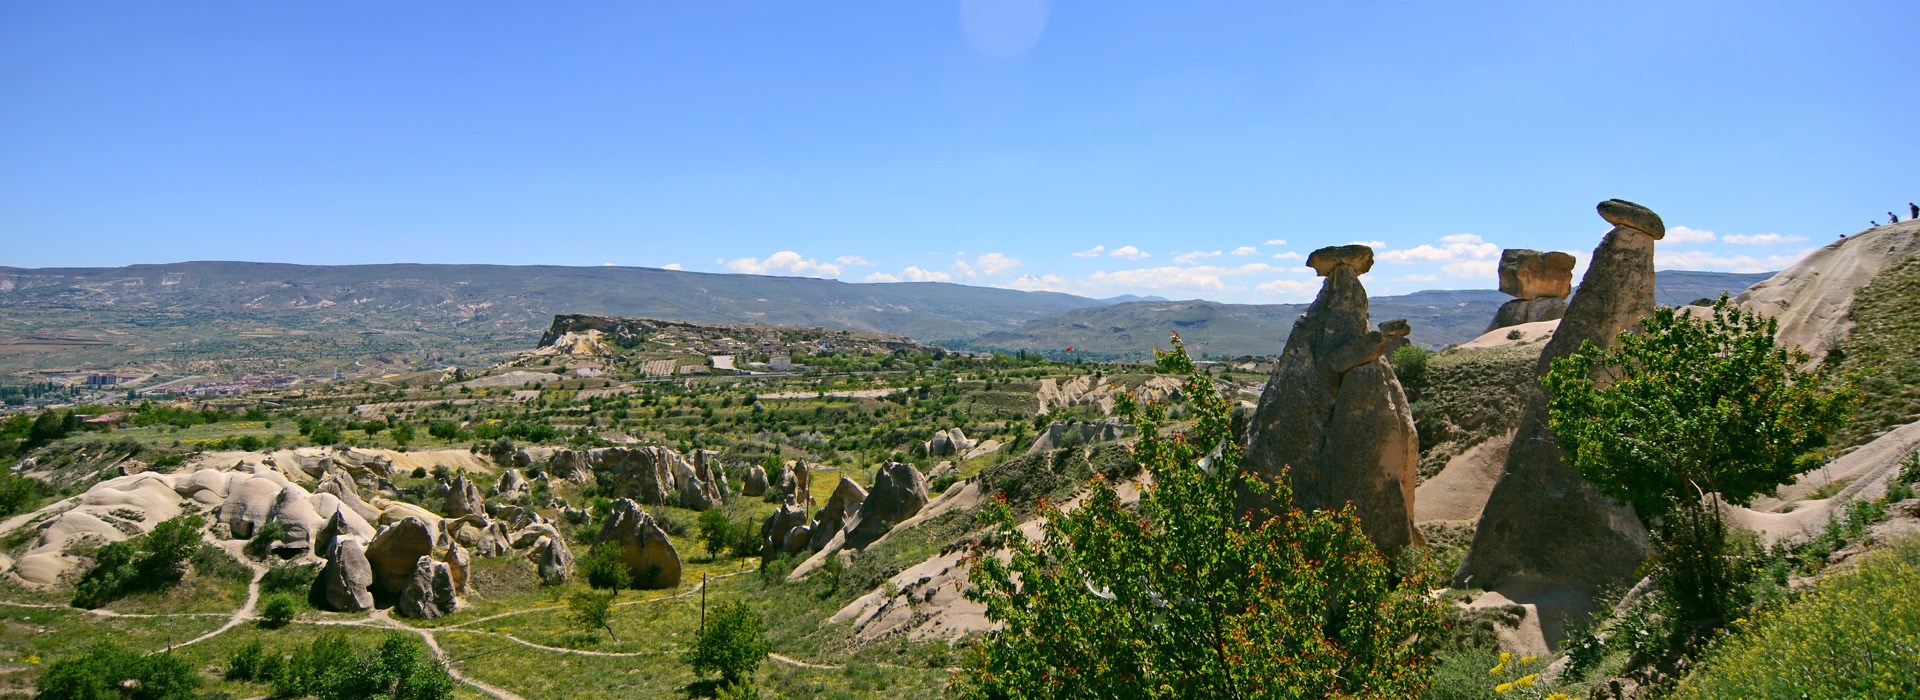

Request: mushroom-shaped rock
left=1457, top=200, right=1660, bottom=630
left=1306, top=244, right=1376, bottom=277
left=442, top=475, right=486, bottom=519
left=444, top=541, right=470, bottom=594
left=1379, top=319, right=1413, bottom=354
left=1597, top=198, right=1665, bottom=239
left=593, top=499, right=682, bottom=589
left=395, top=555, right=457, bottom=619
left=1243, top=243, right=1422, bottom=552
left=529, top=535, right=573, bottom=585
left=509, top=523, right=565, bottom=550
left=809, top=477, right=869, bottom=551
left=742, top=466, right=770, bottom=497
left=311, top=537, right=374, bottom=612
left=760, top=501, right=811, bottom=559
left=365, top=517, right=436, bottom=596
left=846, top=463, right=930, bottom=548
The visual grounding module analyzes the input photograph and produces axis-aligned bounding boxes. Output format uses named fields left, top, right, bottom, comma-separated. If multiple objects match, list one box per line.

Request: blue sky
left=3, top=1, right=1915, bottom=302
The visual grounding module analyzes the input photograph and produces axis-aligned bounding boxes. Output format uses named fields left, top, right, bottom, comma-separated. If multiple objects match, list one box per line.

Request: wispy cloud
left=1072, top=245, right=1107, bottom=258
left=1172, top=250, right=1222, bottom=264
left=1656, top=249, right=1809, bottom=273
left=1108, top=245, right=1150, bottom=260
left=1665, top=226, right=1716, bottom=244
left=865, top=266, right=952, bottom=283
left=1721, top=233, right=1805, bottom=245
left=662, top=263, right=683, bottom=271
left=835, top=255, right=875, bottom=266
left=1230, top=246, right=1258, bottom=256
left=1263, top=239, right=1287, bottom=246
left=1379, top=233, right=1499, bottom=265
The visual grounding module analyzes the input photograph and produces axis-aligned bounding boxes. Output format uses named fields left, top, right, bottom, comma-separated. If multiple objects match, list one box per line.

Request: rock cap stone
left=1497, top=249, right=1578, bottom=299
left=1597, top=199, right=1665, bottom=239
left=1307, top=244, right=1375, bottom=277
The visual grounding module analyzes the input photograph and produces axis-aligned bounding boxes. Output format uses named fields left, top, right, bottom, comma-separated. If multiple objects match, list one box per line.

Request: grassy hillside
left=1832, top=252, right=1920, bottom=447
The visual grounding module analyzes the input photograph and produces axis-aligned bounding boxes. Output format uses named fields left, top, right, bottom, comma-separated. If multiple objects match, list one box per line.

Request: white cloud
left=1382, top=234, right=1497, bottom=272
left=1230, top=246, right=1258, bottom=257
left=1072, top=245, right=1107, bottom=258
left=1666, top=226, right=1716, bottom=244
left=1082, top=263, right=1274, bottom=291
left=865, top=266, right=952, bottom=283
left=1397, top=274, right=1439, bottom=282
left=1255, top=278, right=1318, bottom=296
left=602, top=262, right=617, bottom=267
left=1656, top=249, right=1810, bottom=273
left=724, top=251, right=844, bottom=277
left=1003, top=273, right=1071, bottom=292
left=973, top=252, right=1022, bottom=276
left=1263, top=239, right=1287, bottom=246
left=1350, top=240, right=1387, bottom=248
left=835, top=255, right=875, bottom=266
left=1271, top=251, right=1303, bottom=260
left=1172, top=250, right=1222, bottom=264
left=1109, top=245, right=1150, bottom=260
left=1721, top=233, right=1805, bottom=245
left=1443, top=260, right=1498, bottom=279
left=662, top=263, right=683, bottom=271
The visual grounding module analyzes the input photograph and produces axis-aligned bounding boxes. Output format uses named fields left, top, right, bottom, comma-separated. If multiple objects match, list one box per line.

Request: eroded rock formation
left=1242, top=244, right=1422, bottom=551
left=365, top=517, right=436, bottom=597
left=395, top=555, right=457, bottom=619
left=1488, top=249, right=1578, bottom=332
left=311, top=537, right=374, bottom=612
left=1457, top=199, right=1660, bottom=618
left=594, top=498, right=681, bottom=589
left=846, top=462, right=931, bottom=548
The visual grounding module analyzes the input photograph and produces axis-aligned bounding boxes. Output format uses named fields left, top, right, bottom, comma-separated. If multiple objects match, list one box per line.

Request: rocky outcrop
left=442, top=475, right=486, bottom=519
left=743, top=466, right=769, bottom=497
left=1025, top=420, right=1136, bottom=456
left=760, top=501, right=811, bottom=559
left=219, top=475, right=284, bottom=540
left=926, top=428, right=977, bottom=458
left=472, top=521, right=513, bottom=557
left=776, top=462, right=814, bottom=508
left=317, top=469, right=381, bottom=524
left=1488, top=249, right=1579, bottom=332
left=1457, top=200, right=1659, bottom=619
left=1380, top=319, right=1412, bottom=354
left=494, top=469, right=527, bottom=497
left=1734, top=218, right=1920, bottom=359
left=1242, top=244, right=1422, bottom=551
left=809, top=477, right=869, bottom=551
left=593, top=499, right=681, bottom=589
left=395, top=555, right=457, bottom=620
left=365, top=517, right=436, bottom=597
left=311, top=537, right=374, bottom=612
left=444, top=542, right=470, bottom=594
left=846, top=463, right=931, bottom=548
left=314, top=509, right=374, bottom=562
left=529, top=534, right=573, bottom=585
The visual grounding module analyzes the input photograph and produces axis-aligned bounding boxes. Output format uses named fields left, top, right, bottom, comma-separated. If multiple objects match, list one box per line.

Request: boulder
left=846, top=462, right=930, bottom=548
left=742, top=466, right=770, bottom=497
left=442, top=475, right=486, bottom=519
left=1379, top=319, right=1413, bottom=354
left=314, top=509, right=374, bottom=560
left=809, top=477, right=869, bottom=551
left=775, top=462, right=814, bottom=508
left=1242, top=244, right=1422, bottom=551
left=1457, top=200, right=1659, bottom=625
left=1488, top=297, right=1571, bottom=332
left=1306, top=244, right=1375, bottom=276
left=444, top=541, right=470, bottom=594
left=1026, top=420, right=1135, bottom=456
left=473, top=520, right=513, bottom=557
left=219, top=475, right=284, bottom=540
left=593, top=499, right=682, bottom=589
left=494, top=469, right=527, bottom=497
left=266, top=485, right=325, bottom=556
left=760, top=501, right=811, bottom=559
left=1496, top=249, right=1578, bottom=300
left=395, top=555, right=457, bottom=620
left=529, top=535, right=573, bottom=585
left=365, top=517, right=436, bottom=596
left=925, top=428, right=978, bottom=458
left=310, top=537, right=374, bottom=612
left=317, top=469, right=382, bottom=524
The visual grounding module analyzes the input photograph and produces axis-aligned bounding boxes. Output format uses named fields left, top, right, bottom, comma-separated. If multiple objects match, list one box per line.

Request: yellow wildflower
left=24, top=655, right=39, bottom=665
left=1520, top=655, right=1537, bottom=664
left=1495, top=682, right=1514, bottom=693
left=1517, top=674, right=1538, bottom=688
left=1545, top=694, right=1569, bottom=700
left=1489, top=662, right=1506, bottom=675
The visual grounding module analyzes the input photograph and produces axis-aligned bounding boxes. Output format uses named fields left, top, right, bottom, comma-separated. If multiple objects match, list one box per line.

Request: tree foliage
left=685, top=601, right=772, bottom=686
left=959, top=335, right=1445, bottom=699
left=1545, top=297, right=1857, bottom=517
left=570, top=587, right=620, bottom=641
left=35, top=643, right=200, bottom=700
left=72, top=514, right=209, bottom=609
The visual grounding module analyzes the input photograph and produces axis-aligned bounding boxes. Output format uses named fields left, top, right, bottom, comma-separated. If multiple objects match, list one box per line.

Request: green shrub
left=261, top=561, right=319, bottom=595
left=70, top=513, right=212, bottom=608
left=580, top=542, right=632, bottom=592
left=226, top=640, right=283, bottom=682
left=1671, top=538, right=1920, bottom=698
left=36, top=643, right=200, bottom=700
left=0, top=469, right=43, bottom=518
left=696, top=509, right=735, bottom=559
left=261, top=593, right=297, bottom=628
left=246, top=521, right=289, bottom=558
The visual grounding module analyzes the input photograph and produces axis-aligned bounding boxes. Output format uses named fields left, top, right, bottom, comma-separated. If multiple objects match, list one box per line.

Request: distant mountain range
left=0, top=261, right=1771, bottom=373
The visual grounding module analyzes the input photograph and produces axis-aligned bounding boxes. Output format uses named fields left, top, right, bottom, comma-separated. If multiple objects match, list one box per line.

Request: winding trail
left=174, top=539, right=266, bottom=649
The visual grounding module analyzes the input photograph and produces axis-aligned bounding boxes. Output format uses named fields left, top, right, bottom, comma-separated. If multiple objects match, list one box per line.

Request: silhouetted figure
left=1891, top=212, right=1901, bottom=224
left=1871, top=220, right=1880, bottom=227
left=1911, top=203, right=1918, bottom=219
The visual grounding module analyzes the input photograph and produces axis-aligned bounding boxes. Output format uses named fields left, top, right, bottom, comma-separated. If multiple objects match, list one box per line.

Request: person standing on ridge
left=1910, top=202, right=1917, bottom=220
left=1891, top=211, right=1902, bottom=224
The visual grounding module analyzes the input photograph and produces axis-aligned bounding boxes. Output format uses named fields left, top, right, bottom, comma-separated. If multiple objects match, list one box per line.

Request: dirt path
left=174, top=539, right=266, bottom=649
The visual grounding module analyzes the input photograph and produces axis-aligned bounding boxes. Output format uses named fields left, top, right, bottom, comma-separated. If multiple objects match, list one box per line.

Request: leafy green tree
left=0, top=468, right=44, bottom=518
left=696, top=509, right=735, bottom=559
left=1545, top=297, right=1857, bottom=636
left=685, top=601, right=772, bottom=687
left=36, top=643, right=200, bottom=700
left=391, top=423, right=416, bottom=446
left=261, top=593, right=298, bottom=628
left=580, top=542, right=633, bottom=592
left=960, top=335, right=1445, bottom=699
left=569, top=587, right=620, bottom=641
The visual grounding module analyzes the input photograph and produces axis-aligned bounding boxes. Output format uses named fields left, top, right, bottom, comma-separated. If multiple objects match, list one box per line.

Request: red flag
left=1065, top=346, right=1073, bottom=353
